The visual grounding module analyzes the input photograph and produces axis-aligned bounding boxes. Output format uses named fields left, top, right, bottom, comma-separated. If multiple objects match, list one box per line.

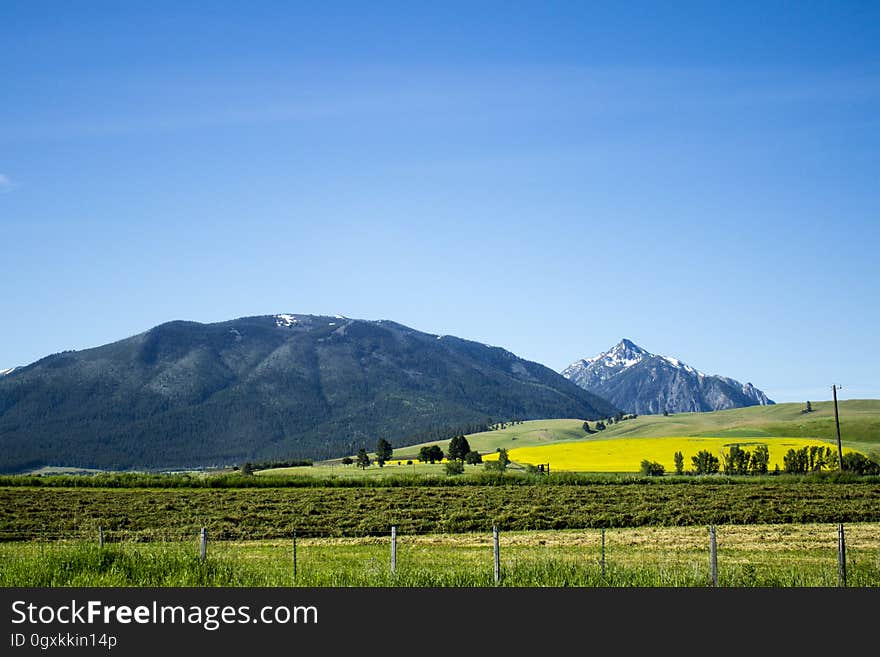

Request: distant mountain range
left=0, top=314, right=617, bottom=472
left=562, top=339, right=774, bottom=415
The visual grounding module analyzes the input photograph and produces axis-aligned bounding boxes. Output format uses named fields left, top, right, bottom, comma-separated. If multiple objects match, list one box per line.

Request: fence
left=2, top=522, right=878, bottom=587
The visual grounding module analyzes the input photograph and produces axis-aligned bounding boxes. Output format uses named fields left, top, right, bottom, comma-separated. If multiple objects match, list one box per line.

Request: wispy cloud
left=0, top=174, right=13, bottom=193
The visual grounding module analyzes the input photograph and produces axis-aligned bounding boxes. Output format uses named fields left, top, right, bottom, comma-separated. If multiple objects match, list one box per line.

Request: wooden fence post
left=709, top=525, right=718, bottom=587
left=391, top=526, right=397, bottom=576
left=838, top=523, right=847, bottom=588
left=601, top=528, right=606, bottom=580
left=199, top=527, right=207, bottom=562
left=292, top=529, right=297, bottom=582
left=493, top=525, right=500, bottom=585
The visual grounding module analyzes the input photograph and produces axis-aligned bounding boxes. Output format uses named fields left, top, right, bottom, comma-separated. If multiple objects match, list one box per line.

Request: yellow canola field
left=484, top=436, right=855, bottom=473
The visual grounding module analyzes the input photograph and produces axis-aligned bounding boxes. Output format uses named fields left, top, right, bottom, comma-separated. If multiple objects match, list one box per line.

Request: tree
left=721, top=445, right=751, bottom=475
left=375, top=438, right=393, bottom=467
left=484, top=448, right=510, bottom=473
left=805, top=400, right=813, bottom=413
left=750, top=444, right=770, bottom=475
left=783, top=446, right=836, bottom=474
left=582, top=421, right=594, bottom=434
left=691, top=450, right=720, bottom=475
left=241, top=462, right=254, bottom=476
left=841, top=452, right=880, bottom=475
left=356, top=448, right=371, bottom=470
left=595, top=421, right=606, bottom=431
left=341, top=456, right=353, bottom=465
left=673, top=451, right=684, bottom=475
left=419, top=445, right=444, bottom=464
left=465, top=450, right=483, bottom=465
left=445, top=460, right=465, bottom=475
left=447, top=435, right=471, bottom=461
left=640, top=459, right=665, bottom=476
left=783, top=448, right=807, bottom=474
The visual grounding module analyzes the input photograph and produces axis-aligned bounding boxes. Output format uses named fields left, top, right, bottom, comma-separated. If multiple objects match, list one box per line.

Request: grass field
left=3, top=482, right=880, bottom=540
left=584, top=399, right=880, bottom=450
left=256, top=461, right=481, bottom=478
left=389, top=418, right=592, bottom=460
left=2, top=523, right=877, bottom=587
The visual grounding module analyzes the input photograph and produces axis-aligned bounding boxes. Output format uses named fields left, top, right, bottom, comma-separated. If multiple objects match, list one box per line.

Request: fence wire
left=1, top=523, right=878, bottom=587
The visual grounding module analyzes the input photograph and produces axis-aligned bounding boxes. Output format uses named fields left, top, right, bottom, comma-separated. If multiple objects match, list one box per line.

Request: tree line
left=640, top=444, right=880, bottom=477
left=340, top=434, right=513, bottom=476
left=583, top=411, right=638, bottom=433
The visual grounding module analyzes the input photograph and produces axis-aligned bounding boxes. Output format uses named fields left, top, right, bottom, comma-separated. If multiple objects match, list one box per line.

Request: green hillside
left=597, top=399, right=880, bottom=451
left=370, top=419, right=590, bottom=462
left=366, top=400, right=880, bottom=464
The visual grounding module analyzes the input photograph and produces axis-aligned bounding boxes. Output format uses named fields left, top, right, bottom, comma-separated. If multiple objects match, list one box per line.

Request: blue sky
left=2, top=2, right=878, bottom=403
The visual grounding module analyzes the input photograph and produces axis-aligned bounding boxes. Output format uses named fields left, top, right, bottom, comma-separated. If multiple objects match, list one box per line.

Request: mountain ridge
left=0, top=313, right=618, bottom=472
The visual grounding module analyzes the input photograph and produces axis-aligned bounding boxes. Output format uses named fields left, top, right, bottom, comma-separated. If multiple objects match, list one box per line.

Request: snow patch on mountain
left=660, top=356, right=703, bottom=376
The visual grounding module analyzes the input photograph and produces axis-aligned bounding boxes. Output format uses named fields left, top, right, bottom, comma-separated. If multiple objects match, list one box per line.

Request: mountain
left=0, top=314, right=618, bottom=472
left=562, top=339, right=774, bottom=415
left=0, top=367, right=17, bottom=376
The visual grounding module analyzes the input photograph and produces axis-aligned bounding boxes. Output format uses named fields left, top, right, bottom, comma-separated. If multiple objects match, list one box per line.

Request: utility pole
left=833, top=384, right=844, bottom=471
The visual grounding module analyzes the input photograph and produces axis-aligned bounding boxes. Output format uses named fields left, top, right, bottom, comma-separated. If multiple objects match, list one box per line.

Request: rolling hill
left=383, top=399, right=880, bottom=464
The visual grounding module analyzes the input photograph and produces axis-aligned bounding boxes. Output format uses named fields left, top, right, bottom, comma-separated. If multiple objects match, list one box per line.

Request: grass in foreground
left=2, top=524, right=877, bottom=587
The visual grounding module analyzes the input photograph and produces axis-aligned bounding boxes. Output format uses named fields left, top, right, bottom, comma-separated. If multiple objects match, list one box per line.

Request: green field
left=586, top=399, right=880, bottom=450
left=391, top=418, right=594, bottom=459
left=256, top=461, right=482, bottom=479
left=3, top=482, right=880, bottom=540
left=2, top=523, right=878, bottom=587
left=3, top=401, right=879, bottom=588
left=320, top=400, right=879, bottom=464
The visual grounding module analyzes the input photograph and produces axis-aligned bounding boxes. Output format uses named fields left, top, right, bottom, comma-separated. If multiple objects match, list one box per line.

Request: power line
left=832, top=384, right=844, bottom=471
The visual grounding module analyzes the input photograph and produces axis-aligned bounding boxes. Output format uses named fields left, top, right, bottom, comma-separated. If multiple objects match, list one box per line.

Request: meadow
left=3, top=481, right=880, bottom=540
left=2, top=401, right=878, bottom=587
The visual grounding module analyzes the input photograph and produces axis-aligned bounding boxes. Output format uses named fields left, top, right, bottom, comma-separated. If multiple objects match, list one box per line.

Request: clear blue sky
left=2, top=1, right=878, bottom=403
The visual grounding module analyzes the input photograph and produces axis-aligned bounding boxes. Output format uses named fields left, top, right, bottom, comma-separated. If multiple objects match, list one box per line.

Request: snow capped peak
left=593, top=338, right=651, bottom=370
left=563, top=340, right=650, bottom=382
left=274, top=314, right=299, bottom=328
left=0, top=367, right=16, bottom=376
left=616, top=338, right=645, bottom=352
left=563, top=339, right=774, bottom=414
left=564, top=339, right=711, bottom=382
